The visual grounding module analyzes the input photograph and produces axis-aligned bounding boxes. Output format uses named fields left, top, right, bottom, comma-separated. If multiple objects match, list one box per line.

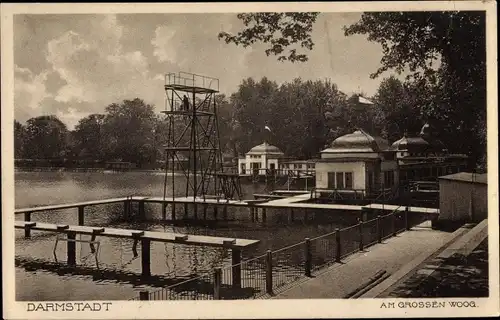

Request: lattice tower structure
left=161, top=72, right=242, bottom=208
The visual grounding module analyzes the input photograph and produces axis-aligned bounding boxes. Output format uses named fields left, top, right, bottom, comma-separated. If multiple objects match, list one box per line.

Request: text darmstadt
left=27, top=302, right=112, bottom=312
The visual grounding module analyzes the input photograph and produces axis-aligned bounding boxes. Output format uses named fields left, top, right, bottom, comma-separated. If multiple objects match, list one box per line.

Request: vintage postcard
left=2, top=1, right=498, bottom=319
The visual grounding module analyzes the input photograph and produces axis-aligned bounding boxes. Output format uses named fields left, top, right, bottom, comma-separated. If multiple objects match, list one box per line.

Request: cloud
left=14, top=13, right=394, bottom=129
left=15, top=14, right=166, bottom=128
left=14, top=65, right=51, bottom=120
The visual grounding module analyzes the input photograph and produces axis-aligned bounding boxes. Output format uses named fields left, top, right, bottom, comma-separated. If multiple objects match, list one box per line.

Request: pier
left=14, top=193, right=442, bottom=300
left=15, top=193, right=439, bottom=226
left=15, top=220, right=258, bottom=282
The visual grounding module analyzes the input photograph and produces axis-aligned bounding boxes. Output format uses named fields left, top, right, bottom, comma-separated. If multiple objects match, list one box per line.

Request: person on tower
left=182, top=95, right=190, bottom=111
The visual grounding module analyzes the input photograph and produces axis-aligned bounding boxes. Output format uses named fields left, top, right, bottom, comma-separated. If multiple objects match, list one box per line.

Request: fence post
left=78, top=206, right=85, bottom=226
left=213, top=268, right=222, bottom=300
left=139, top=291, right=149, bottom=301
left=265, top=250, right=273, bottom=295
left=24, top=212, right=32, bottom=238
left=141, top=239, right=151, bottom=278
left=124, top=198, right=130, bottom=218
left=335, top=229, right=341, bottom=262
left=405, top=206, right=410, bottom=230
left=377, top=215, right=382, bottom=243
left=358, top=222, right=364, bottom=251
left=304, top=238, right=312, bottom=277
left=231, top=249, right=242, bottom=289
left=392, top=212, right=397, bottom=237
left=67, top=231, right=76, bottom=266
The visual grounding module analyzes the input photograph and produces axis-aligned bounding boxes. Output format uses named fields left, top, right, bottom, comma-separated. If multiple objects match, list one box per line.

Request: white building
left=237, top=141, right=284, bottom=176
left=315, top=129, right=398, bottom=199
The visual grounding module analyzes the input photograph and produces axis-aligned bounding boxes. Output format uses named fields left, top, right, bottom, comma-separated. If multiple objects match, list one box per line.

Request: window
left=345, top=172, right=353, bottom=189
left=368, top=171, right=374, bottom=189
left=326, top=172, right=334, bottom=189
left=336, top=172, right=344, bottom=189
left=384, top=171, right=394, bottom=187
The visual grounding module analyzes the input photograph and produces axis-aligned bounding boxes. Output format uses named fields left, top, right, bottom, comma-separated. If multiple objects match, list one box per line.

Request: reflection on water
left=15, top=171, right=352, bottom=301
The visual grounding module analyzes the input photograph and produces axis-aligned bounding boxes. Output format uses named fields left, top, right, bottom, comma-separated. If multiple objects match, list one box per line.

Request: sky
left=14, top=13, right=395, bottom=129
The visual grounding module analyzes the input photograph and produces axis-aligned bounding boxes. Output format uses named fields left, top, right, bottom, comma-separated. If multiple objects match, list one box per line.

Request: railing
left=310, top=188, right=366, bottom=201
left=133, top=206, right=430, bottom=301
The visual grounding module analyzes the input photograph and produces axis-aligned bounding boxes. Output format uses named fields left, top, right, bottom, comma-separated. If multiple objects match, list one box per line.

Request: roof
left=438, top=172, right=487, bottom=184
left=391, top=135, right=431, bottom=151
left=322, top=129, right=391, bottom=153
left=246, top=141, right=284, bottom=155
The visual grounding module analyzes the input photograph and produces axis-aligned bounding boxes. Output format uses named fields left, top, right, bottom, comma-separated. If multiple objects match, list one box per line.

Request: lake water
left=14, top=171, right=354, bottom=301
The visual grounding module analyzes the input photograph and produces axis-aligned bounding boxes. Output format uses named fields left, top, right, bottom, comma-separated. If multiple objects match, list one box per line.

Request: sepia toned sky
left=14, top=13, right=396, bottom=129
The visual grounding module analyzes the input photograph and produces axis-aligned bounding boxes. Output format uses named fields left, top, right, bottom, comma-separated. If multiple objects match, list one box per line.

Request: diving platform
left=14, top=221, right=258, bottom=249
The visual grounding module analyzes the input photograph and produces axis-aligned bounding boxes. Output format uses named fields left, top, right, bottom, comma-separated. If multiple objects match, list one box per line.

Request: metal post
left=124, top=200, right=129, bottom=218
left=335, top=228, right=341, bottom=262
left=223, top=205, right=228, bottom=220
left=203, top=203, right=208, bottom=220
left=262, top=208, right=267, bottom=222
left=377, top=215, right=382, bottom=243
left=78, top=206, right=85, bottom=226
left=305, top=238, right=312, bottom=277
left=184, top=203, right=188, bottom=219
left=24, top=212, right=32, bottom=238
left=359, top=222, right=364, bottom=251
left=250, top=207, right=254, bottom=222
left=405, top=206, right=410, bottom=230
left=139, top=200, right=146, bottom=221
left=139, top=291, right=149, bottom=301
left=231, top=249, right=241, bottom=288
left=67, top=231, right=76, bottom=266
left=162, top=202, right=167, bottom=221
left=265, top=250, right=273, bottom=295
left=213, top=205, right=218, bottom=220
left=213, top=268, right=222, bottom=300
left=141, top=239, right=151, bottom=278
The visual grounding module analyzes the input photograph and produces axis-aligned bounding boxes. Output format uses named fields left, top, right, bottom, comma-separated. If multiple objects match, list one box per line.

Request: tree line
left=14, top=74, right=477, bottom=169
left=14, top=11, right=487, bottom=171
left=220, top=11, right=487, bottom=171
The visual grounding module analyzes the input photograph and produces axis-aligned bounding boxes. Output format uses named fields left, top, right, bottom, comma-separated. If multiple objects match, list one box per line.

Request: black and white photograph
left=2, top=2, right=498, bottom=319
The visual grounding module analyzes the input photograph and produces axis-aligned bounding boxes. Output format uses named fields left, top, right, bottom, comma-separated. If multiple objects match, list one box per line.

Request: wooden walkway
left=14, top=194, right=440, bottom=217
left=14, top=197, right=138, bottom=214
left=14, top=221, right=258, bottom=249
left=364, top=204, right=440, bottom=215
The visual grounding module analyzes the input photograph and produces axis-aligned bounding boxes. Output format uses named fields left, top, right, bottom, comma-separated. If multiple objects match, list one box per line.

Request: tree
left=344, top=12, right=486, bottom=169
left=23, top=115, right=68, bottom=159
left=73, top=114, right=105, bottom=160
left=372, top=76, right=423, bottom=141
left=218, top=13, right=320, bottom=62
left=102, top=98, right=157, bottom=167
left=221, top=11, right=487, bottom=169
left=14, top=120, right=26, bottom=158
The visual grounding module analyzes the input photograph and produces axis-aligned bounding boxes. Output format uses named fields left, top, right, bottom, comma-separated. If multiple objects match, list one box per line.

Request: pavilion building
left=314, top=129, right=399, bottom=200
left=237, top=141, right=285, bottom=176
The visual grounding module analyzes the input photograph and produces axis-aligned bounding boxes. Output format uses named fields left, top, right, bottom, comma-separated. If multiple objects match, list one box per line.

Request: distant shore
left=15, top=167, right=166, bottom=174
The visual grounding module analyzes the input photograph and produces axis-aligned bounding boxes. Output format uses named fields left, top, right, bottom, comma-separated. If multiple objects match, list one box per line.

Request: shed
left=438, top=172, right=488, bottom=223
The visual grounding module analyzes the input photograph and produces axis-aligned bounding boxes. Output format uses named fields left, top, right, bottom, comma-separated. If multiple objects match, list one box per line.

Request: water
left=15, top=171, right=353, bottom=301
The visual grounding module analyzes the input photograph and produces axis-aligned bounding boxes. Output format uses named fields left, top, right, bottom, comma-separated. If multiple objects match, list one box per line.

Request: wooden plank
left=14, top=222, right=259, bottom=248
left=15, top=197, right=131, bottom=214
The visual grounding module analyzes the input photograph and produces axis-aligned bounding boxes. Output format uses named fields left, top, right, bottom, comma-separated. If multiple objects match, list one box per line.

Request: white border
left=2, top=2, right=498, bottom=319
